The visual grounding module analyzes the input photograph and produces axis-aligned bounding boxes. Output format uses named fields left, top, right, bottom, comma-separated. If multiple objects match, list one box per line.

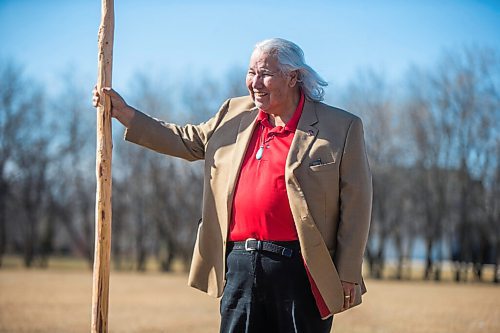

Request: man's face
left=246, top=50, right=296, bottom=115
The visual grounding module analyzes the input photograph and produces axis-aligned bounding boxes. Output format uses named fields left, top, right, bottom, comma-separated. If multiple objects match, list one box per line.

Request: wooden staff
left=91, top=0, right=114, bottom=332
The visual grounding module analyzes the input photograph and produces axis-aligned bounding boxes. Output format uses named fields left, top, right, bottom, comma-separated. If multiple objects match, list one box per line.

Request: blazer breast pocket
left=308, top=160, right=336, bottom=172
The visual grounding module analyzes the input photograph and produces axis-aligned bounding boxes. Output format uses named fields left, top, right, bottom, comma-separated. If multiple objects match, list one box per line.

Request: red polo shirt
left=229, top=93, right=303, bottom=241
left=229, top=92, right=331, bottom=318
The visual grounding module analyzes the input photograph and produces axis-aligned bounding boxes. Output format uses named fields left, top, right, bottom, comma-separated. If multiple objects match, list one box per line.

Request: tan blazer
left=124, top=96, right=372, bottom=314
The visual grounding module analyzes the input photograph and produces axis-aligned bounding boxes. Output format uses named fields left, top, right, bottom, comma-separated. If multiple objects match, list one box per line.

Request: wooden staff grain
left=91, top=0, right=114, bottom=332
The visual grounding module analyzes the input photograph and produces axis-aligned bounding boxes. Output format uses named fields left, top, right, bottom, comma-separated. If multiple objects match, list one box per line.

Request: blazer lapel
left=225, top=107, right=260, bottom=228
left=286, top=100, right=318, bottom=172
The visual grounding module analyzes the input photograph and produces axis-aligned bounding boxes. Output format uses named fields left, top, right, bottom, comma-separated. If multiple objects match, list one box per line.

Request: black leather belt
left=228, top=239, right=300, bottom=258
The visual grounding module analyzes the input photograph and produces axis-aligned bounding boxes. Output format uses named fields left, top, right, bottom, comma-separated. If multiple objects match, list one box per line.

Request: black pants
left=220, top=242, right=333, bottom=333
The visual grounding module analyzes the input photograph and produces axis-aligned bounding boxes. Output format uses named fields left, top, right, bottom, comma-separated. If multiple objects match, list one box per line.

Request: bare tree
left=47, top=71, right=97, bottom=267
left=0, top=61, right=54, bottom=267
left=112, top=71, right=181, bottom=271
left=0, top=61, right=27, bottom=266
left=486, top=140, right=500, bottom=282
left=433, top=47, right=499, bottom=281
left=13, top=136, right=51, bottom=267
left=404, top=47, right=500, bottom=281
left=103, top=69, right=246, bottom=272
left=182, top=67, right=247, bottom=124
left=405, top=68, right=454, bottom=280
left=342, top=70, right=410, bottom=279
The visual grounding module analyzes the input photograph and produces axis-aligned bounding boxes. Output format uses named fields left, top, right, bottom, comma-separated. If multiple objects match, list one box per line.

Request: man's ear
left=288, top=70, right=299, bottom=87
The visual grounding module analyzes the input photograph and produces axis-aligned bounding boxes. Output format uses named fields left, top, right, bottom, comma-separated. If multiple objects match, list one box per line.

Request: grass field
left=1, top=267, right=499, bottom=333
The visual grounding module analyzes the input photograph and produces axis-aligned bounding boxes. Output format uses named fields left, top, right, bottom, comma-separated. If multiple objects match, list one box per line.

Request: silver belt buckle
left=245, top=238, right=257, bottom=251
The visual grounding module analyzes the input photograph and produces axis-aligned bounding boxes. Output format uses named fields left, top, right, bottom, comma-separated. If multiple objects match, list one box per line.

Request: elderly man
left=93, top=38, right=372, bottom=333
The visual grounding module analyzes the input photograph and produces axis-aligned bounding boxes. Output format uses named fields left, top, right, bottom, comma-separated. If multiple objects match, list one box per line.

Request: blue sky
left=1, top=0, right=499, bottom=97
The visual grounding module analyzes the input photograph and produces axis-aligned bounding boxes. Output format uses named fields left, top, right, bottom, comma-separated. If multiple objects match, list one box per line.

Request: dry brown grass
left=1, top=267, right=499, bottom=333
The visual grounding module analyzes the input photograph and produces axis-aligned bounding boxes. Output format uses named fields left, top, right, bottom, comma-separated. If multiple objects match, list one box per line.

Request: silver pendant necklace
left=255, top=124, right=273, bottom=160
left=256, top=145, right=264, bottom=160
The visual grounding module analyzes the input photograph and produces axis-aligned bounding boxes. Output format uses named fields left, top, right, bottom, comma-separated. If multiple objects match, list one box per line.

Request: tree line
left=0, top=46, right=498, bottom=282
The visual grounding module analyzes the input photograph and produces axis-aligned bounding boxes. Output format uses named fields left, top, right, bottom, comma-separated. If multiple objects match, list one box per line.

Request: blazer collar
left=286, top=99, right=318, bottom=171
left=225, top=106, right=260, bottom=223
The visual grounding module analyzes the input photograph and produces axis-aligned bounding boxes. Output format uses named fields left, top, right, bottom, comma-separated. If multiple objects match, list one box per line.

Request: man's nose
left=252, top=74, right=263, bottom=89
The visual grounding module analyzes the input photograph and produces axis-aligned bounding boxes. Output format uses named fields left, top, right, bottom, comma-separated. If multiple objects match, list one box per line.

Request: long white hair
left=254, top=38, right=328, bottom=102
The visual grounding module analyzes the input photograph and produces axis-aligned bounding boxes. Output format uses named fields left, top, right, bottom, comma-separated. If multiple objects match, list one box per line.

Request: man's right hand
left=92, top=86, right=135, bottom=128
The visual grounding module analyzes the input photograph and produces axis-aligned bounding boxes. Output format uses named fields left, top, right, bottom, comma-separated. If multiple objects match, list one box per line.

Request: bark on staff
left=91, top=0, right=114, bottom=332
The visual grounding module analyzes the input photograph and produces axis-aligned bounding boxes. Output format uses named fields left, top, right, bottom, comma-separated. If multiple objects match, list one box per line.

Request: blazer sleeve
left=334, top=116, right=373, bottom=284
left=123, top=99, right=231, bottom=161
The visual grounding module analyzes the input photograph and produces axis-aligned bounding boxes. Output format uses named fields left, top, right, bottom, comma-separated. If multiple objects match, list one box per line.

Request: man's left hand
left=340, top=280, right=356, bottom=311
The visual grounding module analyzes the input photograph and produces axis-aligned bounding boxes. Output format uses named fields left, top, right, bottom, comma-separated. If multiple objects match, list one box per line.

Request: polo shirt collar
left=256, top=91, right=305, bottom=133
